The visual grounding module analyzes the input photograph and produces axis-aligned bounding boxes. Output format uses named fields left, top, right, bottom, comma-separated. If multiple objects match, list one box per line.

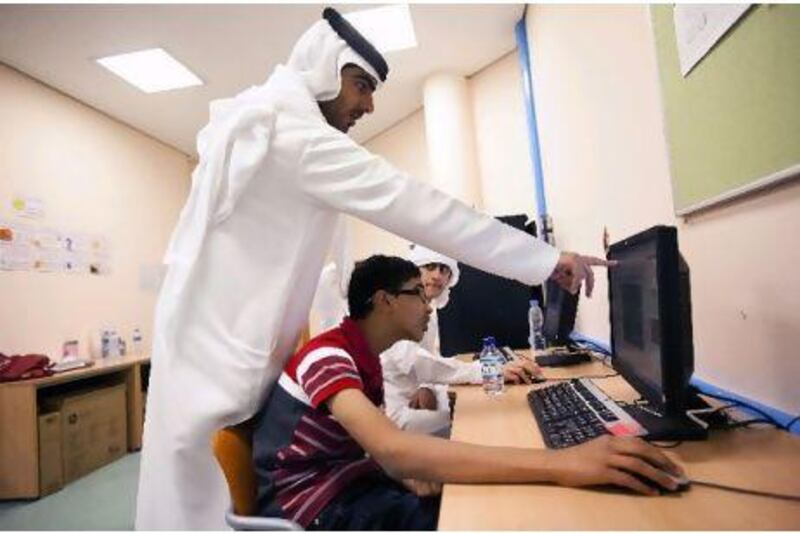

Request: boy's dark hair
left=348, top=255, right=420, bottom=319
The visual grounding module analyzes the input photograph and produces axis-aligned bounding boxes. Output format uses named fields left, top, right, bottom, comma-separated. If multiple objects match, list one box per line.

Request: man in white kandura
left=381, top=244, right=541, bottom=437
left=136, top=8, right=612, bottom=530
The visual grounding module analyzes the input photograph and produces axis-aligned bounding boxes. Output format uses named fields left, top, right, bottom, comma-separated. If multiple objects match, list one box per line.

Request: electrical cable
left=590, top=372, right=618, bottom=379
left=596, top=353, right=614, bottom=369
left=685, top=403, right=741, bottom=430
left=691, top=479, right=800, bottom=502
left=572, top=338, right=611, bottom=356
left=696, top=389, right=784, bottom=428
left=722, top=418, right=787, bottom=431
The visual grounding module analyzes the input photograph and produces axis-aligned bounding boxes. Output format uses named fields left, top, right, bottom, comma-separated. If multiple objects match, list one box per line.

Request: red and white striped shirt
left=253, top=318, right=384, bottom=527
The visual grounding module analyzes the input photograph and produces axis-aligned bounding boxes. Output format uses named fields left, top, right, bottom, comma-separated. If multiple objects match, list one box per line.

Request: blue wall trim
left=569, top=332, right=799, bottom=435
left=514, top=17, right=548, bottom=220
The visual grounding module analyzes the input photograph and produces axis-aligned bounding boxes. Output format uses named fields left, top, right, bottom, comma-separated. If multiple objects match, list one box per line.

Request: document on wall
left=0, top=219, right=33, bottom=271
left=10, top=195, right=45, bottom=219
left=673, top=4, right=752, bottom=77
left=0, top=219, right=112, bottom=274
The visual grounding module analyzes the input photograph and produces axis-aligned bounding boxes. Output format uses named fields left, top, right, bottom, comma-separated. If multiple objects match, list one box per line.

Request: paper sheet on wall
left=674, top=4, right=752, bottom=77
left=10, top=195, right=45, bottom=219
left=33, top=248, right=62, bottom=272
left=1, top=243, right=33, bottom=271
left=0, top=218, right=112, bottom=274
left=0, top=219, right=33, bottom=270
left=63, top=252, right=90, bottom=274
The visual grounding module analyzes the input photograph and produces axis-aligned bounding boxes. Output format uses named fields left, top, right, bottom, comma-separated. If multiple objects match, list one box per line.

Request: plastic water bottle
left=100, top=330, right=111, bottom=358
left=131, top=328, right=143, bottom=356
left=479, top=336, right=505, bottom=396
left=528, top=299, right=546, bottom=353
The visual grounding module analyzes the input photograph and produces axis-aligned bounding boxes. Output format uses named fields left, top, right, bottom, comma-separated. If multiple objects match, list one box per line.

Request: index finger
left=582, top=256, right=617, bottom=267
left=583, top=262, right=595, bottom=298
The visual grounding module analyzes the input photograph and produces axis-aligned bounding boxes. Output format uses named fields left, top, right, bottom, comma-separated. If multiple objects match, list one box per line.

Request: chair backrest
left=211, top=329, right=309, bottom=526
left=212, top=422, right=258, bottom=516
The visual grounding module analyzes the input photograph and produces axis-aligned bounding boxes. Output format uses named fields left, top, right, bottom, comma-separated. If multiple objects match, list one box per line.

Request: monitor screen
left=608, top=225, right=694, bottom=416
left=542, top=279, right=578, bottom=346
left=609, top=238, right=662, bottom=396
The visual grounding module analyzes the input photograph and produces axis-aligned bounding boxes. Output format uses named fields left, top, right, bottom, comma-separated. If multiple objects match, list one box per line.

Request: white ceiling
left=0, top=4, right=525, bottom=156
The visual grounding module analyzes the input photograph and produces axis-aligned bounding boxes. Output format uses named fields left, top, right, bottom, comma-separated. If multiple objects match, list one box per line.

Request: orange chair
left=212, top=423, right=301, bottom=530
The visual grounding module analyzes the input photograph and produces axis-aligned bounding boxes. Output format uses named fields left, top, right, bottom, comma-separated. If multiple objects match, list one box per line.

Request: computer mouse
left=632, top=470, right=691, bottom=494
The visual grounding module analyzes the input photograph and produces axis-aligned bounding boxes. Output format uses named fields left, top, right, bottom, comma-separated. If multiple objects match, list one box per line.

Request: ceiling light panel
left=344, top=4, right=417, bottom=53
left=96, top=48, right=203, bottom=93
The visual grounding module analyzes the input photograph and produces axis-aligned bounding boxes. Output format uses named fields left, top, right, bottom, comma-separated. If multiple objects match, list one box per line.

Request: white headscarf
left=287, top=19, right=383, bottom=102
left=407, top=244, right=461, bottom=309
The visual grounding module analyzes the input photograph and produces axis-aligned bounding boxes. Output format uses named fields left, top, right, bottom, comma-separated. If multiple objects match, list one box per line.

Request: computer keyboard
left=527, top=378, right=647, bottom=449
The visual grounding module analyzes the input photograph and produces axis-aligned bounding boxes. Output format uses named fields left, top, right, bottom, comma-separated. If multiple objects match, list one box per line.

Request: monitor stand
left=622, top=404, right=708, bottom=442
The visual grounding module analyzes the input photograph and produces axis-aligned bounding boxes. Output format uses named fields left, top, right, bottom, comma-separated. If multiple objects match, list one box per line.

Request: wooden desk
left=438, top=360, right=800, bottom=530
left=0, top=353, right=150, bottom=499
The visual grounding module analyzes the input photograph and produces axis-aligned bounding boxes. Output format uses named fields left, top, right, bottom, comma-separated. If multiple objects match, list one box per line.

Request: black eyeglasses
left=392, top=285, right=430, bottom=305
left=365, top=285, right=430, bottom=306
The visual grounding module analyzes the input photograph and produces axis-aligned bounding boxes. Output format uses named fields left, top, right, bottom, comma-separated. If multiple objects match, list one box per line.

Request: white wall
left=355, top=52, right=537, bottom=260
left=526, top=4, right=677, bottom=339
left=526, top=5, right=800, bottom=414
left=470, top=52, right=538, bottom=217
left=423, top=73, right=483, bottom=208
left=0, top=64, right=191, bottom=360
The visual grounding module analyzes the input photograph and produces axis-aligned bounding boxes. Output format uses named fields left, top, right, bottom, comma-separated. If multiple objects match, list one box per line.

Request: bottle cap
left=482, top=336, right=496, bottom=346
left=530, top=299, right=539, bottom=305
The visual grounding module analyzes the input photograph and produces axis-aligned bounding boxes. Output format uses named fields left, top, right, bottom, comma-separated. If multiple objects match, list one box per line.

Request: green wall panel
left=651, top=5, right=800, bottom=213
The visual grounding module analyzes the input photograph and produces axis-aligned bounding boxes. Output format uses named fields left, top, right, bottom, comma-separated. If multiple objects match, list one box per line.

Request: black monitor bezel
left=607, top=225, right=687, bottom=415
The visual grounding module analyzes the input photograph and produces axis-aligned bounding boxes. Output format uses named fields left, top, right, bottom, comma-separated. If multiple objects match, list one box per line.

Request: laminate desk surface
left=438, top=359, right=800, bottom=530
left=1, top=352, right=151, bottom=389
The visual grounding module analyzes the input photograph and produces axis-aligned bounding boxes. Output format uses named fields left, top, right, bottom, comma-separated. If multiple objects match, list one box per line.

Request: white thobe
left=381, top=308, right=483, bottom=435
left=136, top=64, right=559, bottom=530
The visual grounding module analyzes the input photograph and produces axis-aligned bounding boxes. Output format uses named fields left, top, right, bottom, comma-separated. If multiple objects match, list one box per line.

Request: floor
left=0, top=453, right=140, bottom=530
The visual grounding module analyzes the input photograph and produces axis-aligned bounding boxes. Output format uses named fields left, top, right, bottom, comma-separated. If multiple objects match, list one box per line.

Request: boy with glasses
left=252, top=255, right=685, bottom=530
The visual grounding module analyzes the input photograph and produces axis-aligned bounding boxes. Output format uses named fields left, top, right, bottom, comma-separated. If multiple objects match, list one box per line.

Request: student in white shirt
left=381, top=244, right=540, bottom=436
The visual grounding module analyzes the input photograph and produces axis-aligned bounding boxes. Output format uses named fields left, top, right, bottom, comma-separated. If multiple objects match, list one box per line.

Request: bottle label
left=480, top=350, right=505, bottom=395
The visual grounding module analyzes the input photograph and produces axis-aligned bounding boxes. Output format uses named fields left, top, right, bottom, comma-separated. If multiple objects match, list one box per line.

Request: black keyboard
left=527, top=378, right=646, bottom=449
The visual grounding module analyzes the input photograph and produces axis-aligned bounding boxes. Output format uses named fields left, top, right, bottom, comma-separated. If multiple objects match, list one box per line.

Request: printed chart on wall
left=0, top=218, right=111, bottom=275
left=651, top=4, right=800, bottom=215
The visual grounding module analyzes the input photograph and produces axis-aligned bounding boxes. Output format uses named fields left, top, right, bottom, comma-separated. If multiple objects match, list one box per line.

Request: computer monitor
left=438, top=215, right=543, bottom=357
left=542, top=278, right=579, bottom=347
left=607, top=225, right=706, bottom=440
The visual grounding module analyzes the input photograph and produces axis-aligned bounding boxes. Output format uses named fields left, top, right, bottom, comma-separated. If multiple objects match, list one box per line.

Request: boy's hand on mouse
left=546, top=435, right=685, bottom=495
left=502, top=358, right=541, bottom=384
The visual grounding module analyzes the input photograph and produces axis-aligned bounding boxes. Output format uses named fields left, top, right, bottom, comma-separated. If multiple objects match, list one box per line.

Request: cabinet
left=0, top=354, right=150, bottom=499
